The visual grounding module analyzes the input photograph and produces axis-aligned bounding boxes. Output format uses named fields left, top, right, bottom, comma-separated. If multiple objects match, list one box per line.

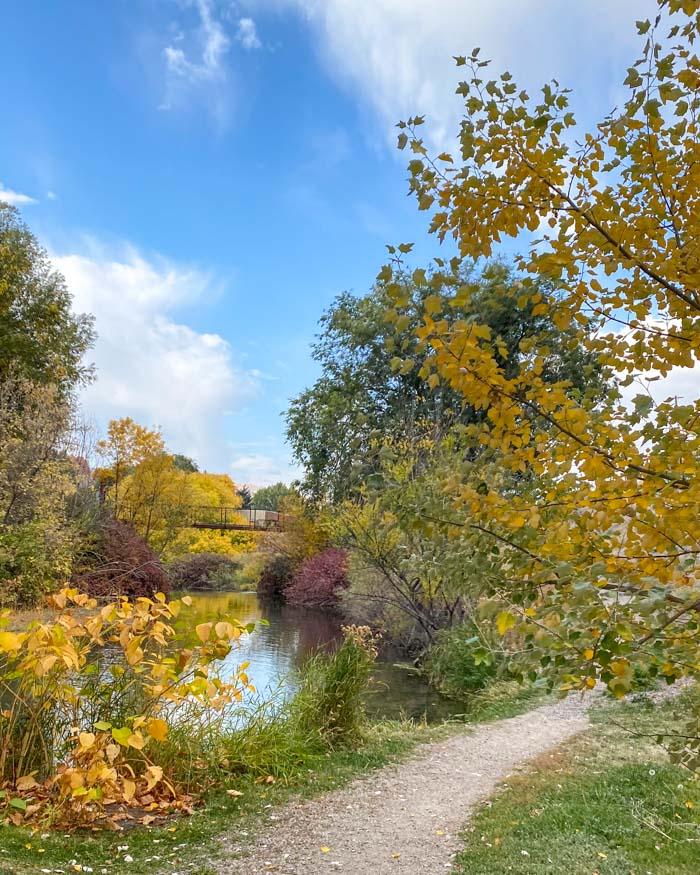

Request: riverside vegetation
left=0, top=0, right=699, bottom=867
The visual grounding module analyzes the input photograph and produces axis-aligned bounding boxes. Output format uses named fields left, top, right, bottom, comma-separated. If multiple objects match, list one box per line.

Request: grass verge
left=453, top=688, right=700, bottom=875
left=0, top=720, right=448, bottom=875
left=0, top=675, right=541, bottom=875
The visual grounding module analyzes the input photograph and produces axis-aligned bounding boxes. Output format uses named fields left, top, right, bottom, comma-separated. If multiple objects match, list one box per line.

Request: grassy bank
left=0, top=675, right=544, bottom=875
left=0, top=720, right=447, bottom=875
left=453, top=689, right=700, bottom=875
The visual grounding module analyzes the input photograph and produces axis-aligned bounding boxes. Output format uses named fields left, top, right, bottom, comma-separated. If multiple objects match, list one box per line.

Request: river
left=176, top=590, right=458, bottom=722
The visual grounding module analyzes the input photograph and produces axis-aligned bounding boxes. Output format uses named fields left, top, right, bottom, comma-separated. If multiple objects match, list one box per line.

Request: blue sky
left=1, top=0, right=657, bottom=486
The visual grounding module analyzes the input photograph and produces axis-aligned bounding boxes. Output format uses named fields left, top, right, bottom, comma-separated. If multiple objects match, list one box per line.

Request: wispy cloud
left=160, top=0, right=233, bottom=125
left=236, top=17, right=261, bottom=50
left=163, top=0, right=229, bottom=83
left=276, top=0, right=657, bottom=149
left=0, top=183, right=38, bottom=206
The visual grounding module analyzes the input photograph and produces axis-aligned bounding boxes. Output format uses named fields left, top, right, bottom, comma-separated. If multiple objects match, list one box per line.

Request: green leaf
left=94, top=720, right=111, bottom=732
left=9, top=797, right=27, bottom=811
left=112, top=726, right=132, bottom=746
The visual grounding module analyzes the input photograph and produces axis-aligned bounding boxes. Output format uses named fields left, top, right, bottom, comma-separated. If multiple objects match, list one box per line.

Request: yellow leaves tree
left=96, top=417, right=165, bottom=514
left=97, top=418, right=255, bottom=558
left=382, top=0, right=700, bottom=704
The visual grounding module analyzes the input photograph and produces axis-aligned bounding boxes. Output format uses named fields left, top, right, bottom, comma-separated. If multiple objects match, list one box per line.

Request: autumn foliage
left=74, top=518, right=170, bottom=599
left=0, top=589, right=251, bottom=828
left=381, top=0, right=699, bottom=707
left=285, top=548, right=349, bottom=609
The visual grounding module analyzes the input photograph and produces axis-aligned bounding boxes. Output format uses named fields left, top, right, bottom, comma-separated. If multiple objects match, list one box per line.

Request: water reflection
left=174, top=591, right=457, bottom=723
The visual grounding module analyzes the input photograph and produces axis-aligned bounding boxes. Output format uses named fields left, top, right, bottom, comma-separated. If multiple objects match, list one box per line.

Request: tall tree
left=0, top=203, right=94, bottom=392
left=251, top=482, right=294, bottom=511
left=287, top=264, right=605, bottom=502
left=384, top=0, right=700, bottom=713
left=95, top=418, right=165, bottom=515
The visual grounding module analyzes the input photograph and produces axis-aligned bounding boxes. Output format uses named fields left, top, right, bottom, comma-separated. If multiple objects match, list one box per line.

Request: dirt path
left=214, top=697, right=590, bottom=875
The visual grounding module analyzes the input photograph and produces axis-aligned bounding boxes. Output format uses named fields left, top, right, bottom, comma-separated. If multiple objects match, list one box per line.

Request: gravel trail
left=214, top=697, right=590, bottom=875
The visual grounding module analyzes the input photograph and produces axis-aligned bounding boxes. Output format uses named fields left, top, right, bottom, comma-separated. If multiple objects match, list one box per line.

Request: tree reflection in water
left=174, top=591, right=457, bottom=723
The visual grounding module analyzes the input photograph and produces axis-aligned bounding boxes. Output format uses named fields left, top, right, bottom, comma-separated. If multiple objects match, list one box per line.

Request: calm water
left=175, top=590, right=458, bottom=722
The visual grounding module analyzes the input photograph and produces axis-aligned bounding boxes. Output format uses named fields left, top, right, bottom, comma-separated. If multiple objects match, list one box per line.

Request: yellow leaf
left=78, top=732, right=96, bottom=749
left=196, top=622, right=212, bottom=643
left=215, top=621, right=233, bottom=639
left=127, top=731, right=145, bottom=750
left=0, top=631, right=23, bottom=652
left=496, top=611, right=516, bottom=635
left=147, top=718, right=168, bottom=742
left=144, top=765, right=163, bottom=791
left=320, top=846, right=330, bottom=854
left=122, top=779, right=136, bottom=802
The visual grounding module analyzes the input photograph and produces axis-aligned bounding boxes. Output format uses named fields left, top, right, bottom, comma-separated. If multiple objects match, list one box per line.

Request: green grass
left=0, top=676, right=539, bottom=875
left=0, top=720, right=449, bottom=875
left=453, top=689, right=700, bottom=875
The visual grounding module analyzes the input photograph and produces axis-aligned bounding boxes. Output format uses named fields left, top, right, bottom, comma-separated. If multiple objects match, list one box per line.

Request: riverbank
left=0, top=682, right=541, bottom=875
left=3, top=686, right=694, bottom=874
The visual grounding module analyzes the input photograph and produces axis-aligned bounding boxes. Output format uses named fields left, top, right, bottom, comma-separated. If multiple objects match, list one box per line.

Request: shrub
left=0, top=588, right=251, bottom=828
left=73, top=518, right=170, bottom=599
left=257, top=554, right=294, bottom=601
left=422, top=623, right=500, bottom=700
left=0, top=520, right=75, bottom=608
left=290, top=625, right=379, bottom=746
left=285, top=548, right=349, bottom=609
left=167, top=552, right=241, bottom=592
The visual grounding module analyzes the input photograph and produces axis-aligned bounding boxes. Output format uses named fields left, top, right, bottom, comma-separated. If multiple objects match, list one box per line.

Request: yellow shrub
left=165, top=525, right=259, bottom=559
left=0, top=588, right=252, bottom=829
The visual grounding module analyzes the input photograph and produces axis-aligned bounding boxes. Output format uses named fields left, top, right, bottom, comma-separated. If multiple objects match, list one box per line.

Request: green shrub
left=0, top=520, right=75, bottom=608
left=423, top=623, right=500, bottom=700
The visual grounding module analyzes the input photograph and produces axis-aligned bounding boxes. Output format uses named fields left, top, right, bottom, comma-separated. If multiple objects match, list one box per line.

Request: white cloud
left=267, top=0, right=657, bottom=149
left=46, top=190, right=58, bottom=201
left=229, top=451, right=301, bottom=490
left=0, top=183, right=38, bottom=206
left=161, top=0, right=232, bottom=123
left=236, top=17, right=261, bottom=50
left=164, top=0, right=229, bottom=81
left=53, top=244, right=259, bottom=468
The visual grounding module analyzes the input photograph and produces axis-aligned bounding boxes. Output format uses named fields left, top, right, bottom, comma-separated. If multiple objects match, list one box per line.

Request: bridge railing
left=185, top=506, right=285, bottom=531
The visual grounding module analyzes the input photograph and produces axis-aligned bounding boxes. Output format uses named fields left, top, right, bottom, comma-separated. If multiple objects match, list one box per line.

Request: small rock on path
left=214, top=697, right=590, bottom=875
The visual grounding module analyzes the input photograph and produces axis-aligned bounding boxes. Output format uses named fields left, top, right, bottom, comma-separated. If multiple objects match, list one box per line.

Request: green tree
left=172, top=453, right=199, bottom=473
left=287, top=263, right=605, bottom=502
left=0, top=203, right=94, bottom=392
left=237, top=485, right=253, bottom=509
left=252, top=481, right=294, bottom=511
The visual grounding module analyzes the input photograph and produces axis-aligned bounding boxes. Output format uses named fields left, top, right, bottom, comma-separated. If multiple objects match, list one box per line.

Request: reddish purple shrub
left=74, top=519, right=170, bottom=599
left=285, top=548, right=349, bottom=609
